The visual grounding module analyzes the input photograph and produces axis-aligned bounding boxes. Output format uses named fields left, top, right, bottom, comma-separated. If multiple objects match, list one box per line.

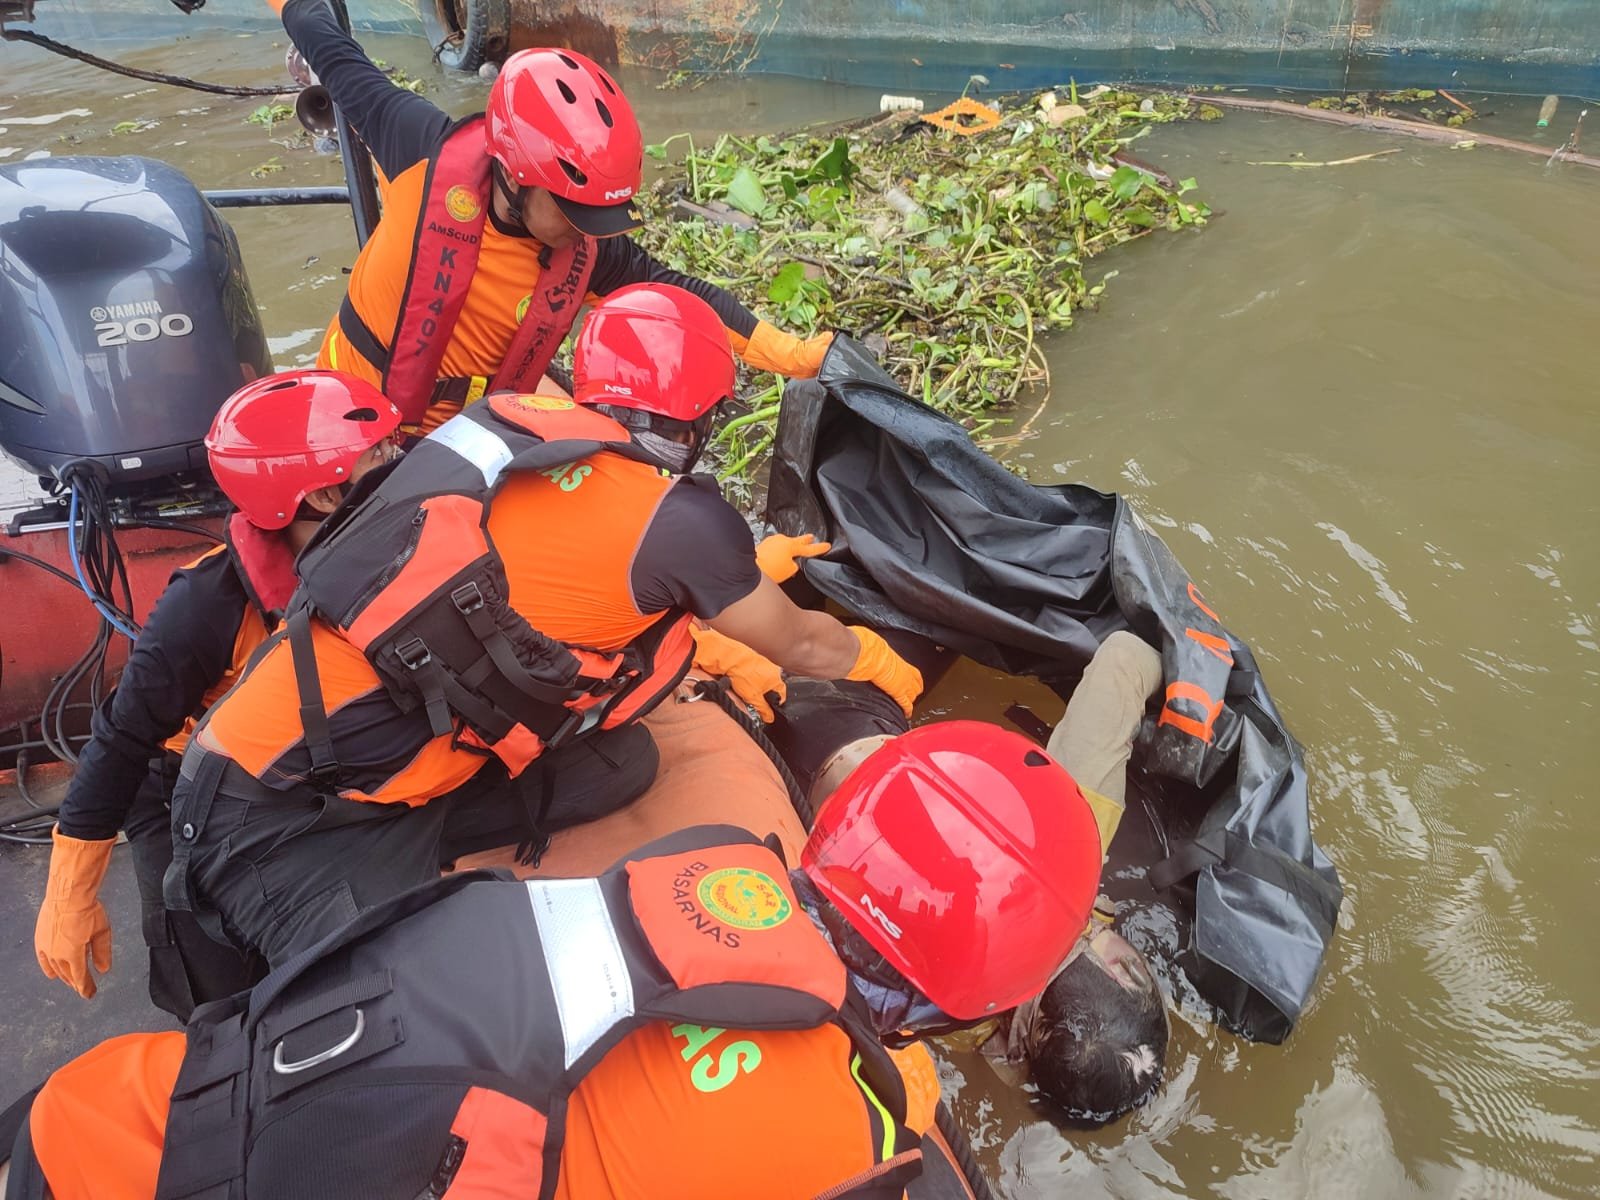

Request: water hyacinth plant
left=634, top=87, right=1218, bottom=484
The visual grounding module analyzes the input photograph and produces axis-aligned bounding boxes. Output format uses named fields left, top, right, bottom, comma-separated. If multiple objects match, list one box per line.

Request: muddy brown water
left=3, top=27, right=1597, bottom=1199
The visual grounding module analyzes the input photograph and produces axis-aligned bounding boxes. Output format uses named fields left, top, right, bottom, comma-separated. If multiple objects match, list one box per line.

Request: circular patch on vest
left=697, top=868, right=792, bottom=931
left=515, top=293, right=532, bottom=322
left=445, top=185, right=481, bottom=223
left=501, top=393, right=575, bottom=413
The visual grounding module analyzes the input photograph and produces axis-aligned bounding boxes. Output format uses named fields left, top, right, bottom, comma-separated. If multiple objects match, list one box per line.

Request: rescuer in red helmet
left=33, top=370, right=402, bottom=1018
left=163, top=285, right=924, bottom=972
left=706, top=616, right=1173, bottom=1126
left=268, top=0, right=833, bottom=436
left=2, top=719, right=1099, bottom=1199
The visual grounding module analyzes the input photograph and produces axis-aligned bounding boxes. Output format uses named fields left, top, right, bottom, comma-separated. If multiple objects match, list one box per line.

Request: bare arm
left=704, top=576, right=859, bottom=679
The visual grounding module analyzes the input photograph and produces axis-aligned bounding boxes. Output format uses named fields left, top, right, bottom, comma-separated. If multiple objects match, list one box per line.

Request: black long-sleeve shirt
left=55, top=551, right=250, bottom=842
left=281, top=0, right=758, bottom=336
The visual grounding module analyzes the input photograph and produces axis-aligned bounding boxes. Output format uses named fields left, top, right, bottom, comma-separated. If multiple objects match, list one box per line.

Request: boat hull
left=0, top=519, right=222, bottom=739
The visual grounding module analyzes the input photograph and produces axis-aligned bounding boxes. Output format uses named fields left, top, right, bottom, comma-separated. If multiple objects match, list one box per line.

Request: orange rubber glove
left=35, top=828, right=116, bottom=999
left=845, top=627, right=924, bottom=718
left=755, top=532, right=831, bottom=584
left=734, top=322, right=834, bottom=378
left=692, top=626, right=787, bottom=722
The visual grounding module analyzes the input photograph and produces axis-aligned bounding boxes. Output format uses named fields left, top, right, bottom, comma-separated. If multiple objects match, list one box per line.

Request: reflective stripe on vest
left=153, top=825, right=920, bottom=1200
left=348, top=115, right=598, bottom=425
left=291, top=393, right=694, bottom=775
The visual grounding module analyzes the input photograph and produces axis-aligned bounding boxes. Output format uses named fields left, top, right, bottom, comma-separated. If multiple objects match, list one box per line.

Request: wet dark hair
left=1027, top=949, right=1168, bottom=1128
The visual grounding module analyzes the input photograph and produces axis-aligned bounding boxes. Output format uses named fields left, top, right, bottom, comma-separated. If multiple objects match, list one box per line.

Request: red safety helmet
left=572, top=284, right=735, bottom=472
left=206, top=371, right=402, bottom=530
left=484, top=48, right=643, bottom=237
left=801, top=721, right=1103, bottom=1021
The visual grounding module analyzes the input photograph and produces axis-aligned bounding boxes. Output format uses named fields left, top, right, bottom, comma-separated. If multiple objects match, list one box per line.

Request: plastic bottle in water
left=880, top=95, right=925, bottom=114
left=1537, top=95, right=1559, bottom=128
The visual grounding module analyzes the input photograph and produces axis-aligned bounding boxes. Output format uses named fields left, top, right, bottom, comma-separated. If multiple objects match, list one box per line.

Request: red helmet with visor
left=572, top=284, right=735, bottom=471
left=484, top=48, right=643, bottom=237
left=205, top=370, right=401, bottom=530
left=800, top=721, right=1103, bottom=1021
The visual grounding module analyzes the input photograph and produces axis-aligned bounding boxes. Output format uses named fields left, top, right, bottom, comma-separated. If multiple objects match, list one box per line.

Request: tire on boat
left=421, top=0, right=510, bottom=72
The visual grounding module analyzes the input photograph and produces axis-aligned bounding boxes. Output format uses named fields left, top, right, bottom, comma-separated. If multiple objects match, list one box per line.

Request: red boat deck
left=0, top=491, right=222, bottom=735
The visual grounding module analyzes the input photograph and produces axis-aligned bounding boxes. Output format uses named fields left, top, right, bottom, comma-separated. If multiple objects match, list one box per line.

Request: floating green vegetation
left=371, top=59, right=428, bottom=94
left=246, top=104, right=294, bottom=134
left=635, top=87, right=1214, bottom=482
left=1308, top=88, right=1479, bottom=127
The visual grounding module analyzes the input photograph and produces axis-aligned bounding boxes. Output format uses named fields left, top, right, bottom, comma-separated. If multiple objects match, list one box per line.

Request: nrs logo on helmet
left=860, top=893, right=903, bottom=940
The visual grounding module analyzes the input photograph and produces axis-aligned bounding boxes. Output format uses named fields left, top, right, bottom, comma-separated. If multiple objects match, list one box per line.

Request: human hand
left=844, top=627, right=924, bottom=717
left=755, top=532, right=831, bottom=584
left=692, top=626, right=787, bottom=722
left=34, top=830, right=116, bottom=998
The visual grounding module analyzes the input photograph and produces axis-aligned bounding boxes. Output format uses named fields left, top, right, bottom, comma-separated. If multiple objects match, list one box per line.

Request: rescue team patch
left=516, top=293, right=532, bottom=322
left=497, top=393, right=576, bottom=414
left=445, top=185, right=481, bottom=223
left=697, top=867, right=792, bottom=930
left=627, top=845, right=849, bottom=1003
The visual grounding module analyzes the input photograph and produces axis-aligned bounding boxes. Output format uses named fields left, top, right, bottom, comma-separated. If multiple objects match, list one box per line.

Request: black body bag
left=765, top=336, right=1342, bottom=1043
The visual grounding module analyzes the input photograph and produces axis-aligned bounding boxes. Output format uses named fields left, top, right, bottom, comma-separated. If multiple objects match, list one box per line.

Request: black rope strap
left=693, top=677, right=814, bottom=829
left=2, top=28, right=292, bottom=96
left=934, top=1102, right=998, bottom=1200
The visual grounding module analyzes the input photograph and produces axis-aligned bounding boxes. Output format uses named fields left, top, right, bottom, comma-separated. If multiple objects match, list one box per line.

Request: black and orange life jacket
left=152, top=826, right=925, bottom=1200
left=330, top=115, right=597, bottom=426
left=289, top=392, right=694, bottom=779
left=160, top=515, right=297, bottom=757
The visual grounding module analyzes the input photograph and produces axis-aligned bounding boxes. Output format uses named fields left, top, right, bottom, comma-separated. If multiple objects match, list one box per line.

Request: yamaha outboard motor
left=0, top=155, right=271, bottom=489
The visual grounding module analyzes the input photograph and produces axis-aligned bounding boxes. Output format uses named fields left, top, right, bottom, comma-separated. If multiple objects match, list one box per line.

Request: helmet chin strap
left=491, top=162, right=528, bottom=225
left=590, top=403, right=711, bottom=474
left=631, top=428, right=697, bottom=474
left=791, top=869, right=963, bottom=1043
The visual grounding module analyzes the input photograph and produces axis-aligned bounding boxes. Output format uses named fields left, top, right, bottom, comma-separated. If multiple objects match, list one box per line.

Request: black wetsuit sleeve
left=55, top=555, right=250, bottom=842
left=591, top=236, right=761, bottom=340
left=630, top=477, right=762, bottom=619
left=280, top=0, right=452, bottom=181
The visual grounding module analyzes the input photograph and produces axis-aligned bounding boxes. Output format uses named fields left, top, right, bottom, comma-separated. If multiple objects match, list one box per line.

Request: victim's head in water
left=1025, top=926, right=1169, bottom=1127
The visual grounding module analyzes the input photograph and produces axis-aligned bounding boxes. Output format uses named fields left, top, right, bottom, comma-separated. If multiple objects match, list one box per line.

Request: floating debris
left=637, top=88, right=1213, bottom=481
left=246, top=104, right=294, bottom=135
left=1248, top=148, right=1401, bottom=168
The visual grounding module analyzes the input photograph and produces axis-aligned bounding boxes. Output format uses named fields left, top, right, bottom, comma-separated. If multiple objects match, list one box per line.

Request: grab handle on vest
left=273, top=1007, right=366, bottom=1075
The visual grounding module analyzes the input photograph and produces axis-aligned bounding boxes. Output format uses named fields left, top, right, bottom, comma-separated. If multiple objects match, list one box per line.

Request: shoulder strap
left=383, top=115, right=492, bottom=422
left=154, top=997, right=252, bottom=1200
left=489, top=234, right=598, bottom=394
left=285, top=609, right=341, bottom=788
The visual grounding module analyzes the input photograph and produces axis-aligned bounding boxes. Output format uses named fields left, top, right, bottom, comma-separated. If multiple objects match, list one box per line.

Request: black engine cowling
left=0, top=155, right=271, bottom=485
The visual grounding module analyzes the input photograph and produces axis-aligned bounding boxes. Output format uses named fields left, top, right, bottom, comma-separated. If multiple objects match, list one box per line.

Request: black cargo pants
left=123, top=753, right=265, bottom=1021
left=163, top=723, right=658, bottom=972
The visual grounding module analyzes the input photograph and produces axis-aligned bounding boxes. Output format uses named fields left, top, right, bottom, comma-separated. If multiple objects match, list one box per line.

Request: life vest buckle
left=396, top=638, right=433, bottom=671
left=450, top=581, right=486, bottom=615
left=544, top=707, right=586, bottom=751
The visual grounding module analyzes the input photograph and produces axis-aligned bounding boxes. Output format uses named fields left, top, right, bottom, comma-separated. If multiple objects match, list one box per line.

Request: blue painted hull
left=511, top=0, right=1600, bottom=97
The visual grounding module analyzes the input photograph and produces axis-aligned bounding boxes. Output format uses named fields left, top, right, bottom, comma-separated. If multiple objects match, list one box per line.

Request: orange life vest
left=289, top=392, right=693, bottom=779
left=327, top=116, right=596, bottom=426
left=152, top=827, right=926, bottom=1199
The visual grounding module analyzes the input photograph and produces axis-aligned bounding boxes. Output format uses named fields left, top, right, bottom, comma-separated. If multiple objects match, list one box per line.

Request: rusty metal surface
left=495, top=0, right=1600, bottom=95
